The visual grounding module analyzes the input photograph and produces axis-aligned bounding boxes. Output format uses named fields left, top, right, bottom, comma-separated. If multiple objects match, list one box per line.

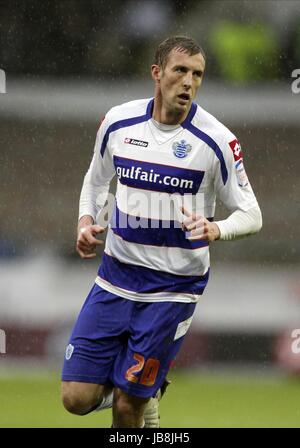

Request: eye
left=194, top=71, right=203, bottom=78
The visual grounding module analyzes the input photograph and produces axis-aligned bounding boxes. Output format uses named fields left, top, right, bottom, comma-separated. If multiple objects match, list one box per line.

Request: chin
left=175, top=103, right=188, bottom=112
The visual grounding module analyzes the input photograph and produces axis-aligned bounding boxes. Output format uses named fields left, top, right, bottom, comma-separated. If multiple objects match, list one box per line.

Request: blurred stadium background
left=1, top=0, right=300, bottom=427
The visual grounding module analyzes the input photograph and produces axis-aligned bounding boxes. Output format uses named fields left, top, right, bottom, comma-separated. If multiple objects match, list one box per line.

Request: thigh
left=111, top=300, right=196, bottom=398
left=62, top=284, right=133, bottom=385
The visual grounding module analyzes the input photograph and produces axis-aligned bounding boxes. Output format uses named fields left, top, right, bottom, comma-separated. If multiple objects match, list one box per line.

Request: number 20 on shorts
left=125, top=353, right=160, bottom=386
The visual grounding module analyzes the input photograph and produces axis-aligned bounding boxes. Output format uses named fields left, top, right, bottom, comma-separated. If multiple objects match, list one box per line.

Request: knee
left=61, top=382, right=103, bottom=416
left=62, top=393, right=88, bottom=415
left=114, top=394, right=135, bottom=416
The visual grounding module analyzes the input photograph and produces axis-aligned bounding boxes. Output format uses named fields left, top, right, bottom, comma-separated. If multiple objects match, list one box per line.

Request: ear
left=151, top=64, right=161, bottom=83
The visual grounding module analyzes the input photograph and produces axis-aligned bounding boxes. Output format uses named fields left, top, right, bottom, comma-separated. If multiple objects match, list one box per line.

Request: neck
left=152, top=92, right=190, bottom=125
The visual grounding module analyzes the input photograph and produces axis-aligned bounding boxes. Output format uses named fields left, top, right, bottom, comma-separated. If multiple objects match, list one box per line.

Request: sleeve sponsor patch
left=229, top=139, right=243, bottom=161
left=235, top=160, right=249, bottom=187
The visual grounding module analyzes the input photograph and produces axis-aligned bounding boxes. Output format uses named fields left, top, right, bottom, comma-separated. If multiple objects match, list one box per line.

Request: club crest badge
left=65, top=343, right=74, bottom=360
left=172, top=140, right=192, bottom=158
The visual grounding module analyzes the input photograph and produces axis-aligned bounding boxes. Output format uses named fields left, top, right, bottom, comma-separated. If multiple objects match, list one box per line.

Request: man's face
left=157, top=48, right=205, bottom=115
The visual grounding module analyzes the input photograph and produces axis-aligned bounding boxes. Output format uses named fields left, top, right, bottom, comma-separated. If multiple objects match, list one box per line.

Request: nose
left=183, top=72, right=192, bottom=89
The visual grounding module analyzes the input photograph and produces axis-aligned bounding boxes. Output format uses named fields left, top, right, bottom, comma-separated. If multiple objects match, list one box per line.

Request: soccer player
left=61, top=36, right=262, bottom=428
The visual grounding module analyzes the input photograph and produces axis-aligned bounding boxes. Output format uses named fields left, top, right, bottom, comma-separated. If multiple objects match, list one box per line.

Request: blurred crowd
left=1, top=1, right=300, bottom=262
left=1, top=0, right=300, bottom=83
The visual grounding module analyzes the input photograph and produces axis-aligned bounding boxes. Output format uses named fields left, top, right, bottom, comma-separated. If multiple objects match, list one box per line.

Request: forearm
left=79, top=172, right=110, bottom=223
left=215, top=205, right=262, bottom=241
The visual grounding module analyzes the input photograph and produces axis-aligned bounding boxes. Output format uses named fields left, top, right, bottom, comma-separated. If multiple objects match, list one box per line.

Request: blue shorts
left=62, top=284, right=196, bottom=398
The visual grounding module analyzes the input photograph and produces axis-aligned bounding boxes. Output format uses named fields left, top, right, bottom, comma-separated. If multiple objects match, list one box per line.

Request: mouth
left=177, top=93, right=190, bottom=103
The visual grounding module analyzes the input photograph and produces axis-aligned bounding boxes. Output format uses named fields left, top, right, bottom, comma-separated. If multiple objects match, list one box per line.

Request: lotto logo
left=124, top=137, right=148, bottom=147
left=229, top=139, right=243, bottom=161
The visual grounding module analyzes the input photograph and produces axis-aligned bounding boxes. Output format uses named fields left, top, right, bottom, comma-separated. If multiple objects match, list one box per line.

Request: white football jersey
left=80, top=98, right=259, bottom=303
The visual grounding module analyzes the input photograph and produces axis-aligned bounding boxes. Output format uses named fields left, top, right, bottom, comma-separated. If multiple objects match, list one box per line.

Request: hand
left=181, top=206, right=220, bottom=242
left=76, top=216, right=105, bottom=259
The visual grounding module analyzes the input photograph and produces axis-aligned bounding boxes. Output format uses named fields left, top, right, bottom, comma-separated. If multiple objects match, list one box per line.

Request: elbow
left=253, top=206, right=263, bottom=234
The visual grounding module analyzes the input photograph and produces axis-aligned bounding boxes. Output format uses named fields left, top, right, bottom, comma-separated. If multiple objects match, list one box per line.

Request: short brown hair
left=154, top=36, right=206, bottom=69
